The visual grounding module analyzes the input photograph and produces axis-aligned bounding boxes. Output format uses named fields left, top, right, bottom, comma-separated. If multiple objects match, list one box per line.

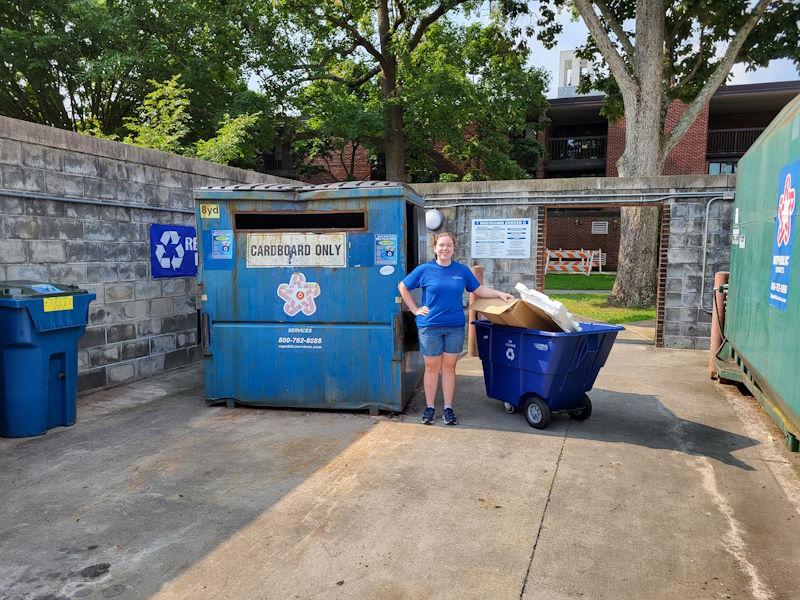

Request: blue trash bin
left=473, top=319, right=623, bottom=429
left=0, top=281, right=95, bottom=437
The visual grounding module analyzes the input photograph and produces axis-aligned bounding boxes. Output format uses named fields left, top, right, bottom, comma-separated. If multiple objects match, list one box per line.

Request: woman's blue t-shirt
left=402, top=261, right=481, bottom=327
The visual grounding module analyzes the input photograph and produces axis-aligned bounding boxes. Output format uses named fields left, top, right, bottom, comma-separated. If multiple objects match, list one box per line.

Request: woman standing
left=398, top=232, right=513, bottom=425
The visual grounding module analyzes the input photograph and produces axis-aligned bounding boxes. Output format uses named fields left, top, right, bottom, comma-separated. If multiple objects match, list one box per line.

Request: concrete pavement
left=1, top=330, right=799, bottom=599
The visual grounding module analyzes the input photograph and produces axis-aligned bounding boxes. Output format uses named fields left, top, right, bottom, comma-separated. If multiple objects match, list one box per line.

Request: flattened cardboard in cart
left=471, top=298, right=563, bottom=332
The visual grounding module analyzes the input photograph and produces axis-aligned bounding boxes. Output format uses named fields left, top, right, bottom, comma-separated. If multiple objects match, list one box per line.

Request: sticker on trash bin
left=43, top=296, right=73, bottom=312
left=506, top=347, right=515, bottom=360
left=30, top=284, right=62, bottom=294
left=277, top=272, right=321, bottom=316
left=375, top=234, right=398, bottom=265
left=379, top=265, right=395, bottom=276
left=211, top=230, right=234, bottom=260
left=200, top=203, right=220, bottom=219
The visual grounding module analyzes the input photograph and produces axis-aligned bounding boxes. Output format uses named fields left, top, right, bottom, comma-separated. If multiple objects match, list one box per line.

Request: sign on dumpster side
left=769, top=161, right=798, bottom=310
left=246, top=233, right=347, bottom=268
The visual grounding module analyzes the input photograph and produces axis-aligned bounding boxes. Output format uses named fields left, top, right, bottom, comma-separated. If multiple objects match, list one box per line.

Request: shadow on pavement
left=408, top=373, right=758, bottom=472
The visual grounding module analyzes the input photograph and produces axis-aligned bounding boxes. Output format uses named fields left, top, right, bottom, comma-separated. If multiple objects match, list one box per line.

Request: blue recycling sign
left=149, top=224, right=197, bottom=278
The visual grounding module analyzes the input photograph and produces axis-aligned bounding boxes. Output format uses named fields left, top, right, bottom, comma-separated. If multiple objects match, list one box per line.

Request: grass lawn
left=545, top=273, right=616, bottom=290
left=548, top=293, right=656, bottom=324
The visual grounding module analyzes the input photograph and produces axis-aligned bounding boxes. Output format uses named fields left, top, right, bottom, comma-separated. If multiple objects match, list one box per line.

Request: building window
left=708, top=161, right=737, bottom=175
left=591, top=221, right=609, bottom=234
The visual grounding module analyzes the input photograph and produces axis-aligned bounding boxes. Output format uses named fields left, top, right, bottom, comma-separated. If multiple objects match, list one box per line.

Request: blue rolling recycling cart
left=473, top=320, right=623, bottom=428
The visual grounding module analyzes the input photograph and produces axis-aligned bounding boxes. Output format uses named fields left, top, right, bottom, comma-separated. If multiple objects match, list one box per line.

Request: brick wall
left=545, top=208, right=621, bottom=270
left=304, top=142, right=372, bottom=183
left=0, top=116, right=293, bottom=392
left=606, top=101, right=709, bottom=176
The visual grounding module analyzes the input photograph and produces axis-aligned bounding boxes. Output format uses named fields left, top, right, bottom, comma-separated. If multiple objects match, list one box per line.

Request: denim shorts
left=418, top=326, right=465, bottom=356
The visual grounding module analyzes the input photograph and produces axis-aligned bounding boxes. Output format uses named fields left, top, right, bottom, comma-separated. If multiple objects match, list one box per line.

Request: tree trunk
left=608, top=0, right=664, bottom=308
left=383, top=101, right=406, bottom=181
left=609, top=101, right=664, bottom=307
left=376, top=0, right=406, bottom=182
left=609, top=107, right=664, bottom=307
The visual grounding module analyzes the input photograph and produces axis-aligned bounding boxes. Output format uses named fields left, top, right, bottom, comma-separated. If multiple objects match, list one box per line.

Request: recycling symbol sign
left=506, top=347, right=515, bottom=361
left=156, top=230, right=185, bottom=270
left=149, top=224, right=197, bottom=278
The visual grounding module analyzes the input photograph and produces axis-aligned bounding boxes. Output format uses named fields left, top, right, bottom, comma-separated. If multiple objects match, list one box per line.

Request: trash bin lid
left=0, top=280, right=87, bottom=298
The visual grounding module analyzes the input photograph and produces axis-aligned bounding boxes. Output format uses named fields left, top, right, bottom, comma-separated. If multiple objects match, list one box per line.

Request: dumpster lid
left=0, top=281, right=87, bottom=298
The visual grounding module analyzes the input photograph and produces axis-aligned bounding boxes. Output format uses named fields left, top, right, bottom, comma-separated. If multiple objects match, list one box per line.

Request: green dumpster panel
left=725, top=94, right=800, bottom=434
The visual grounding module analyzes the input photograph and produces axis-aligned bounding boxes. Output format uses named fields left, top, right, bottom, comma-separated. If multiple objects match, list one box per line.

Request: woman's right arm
left=398, top=282, right=429, bottom=316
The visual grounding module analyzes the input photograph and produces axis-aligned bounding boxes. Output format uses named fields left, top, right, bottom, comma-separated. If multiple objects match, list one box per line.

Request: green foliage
left=76, top=118, right=118, bottom=141
left=290, top=68, right=384, bottom=180
left=124, top=76, right=191, bottom=153
left=438, top=173, right=461, bottom=182
left=277, top=4, right=549, bottom=182
left=0, top=0, right=280, bottom=148
left=121, top=77, right=261, bottom=165
left=194, top=112, right=263, bottom=164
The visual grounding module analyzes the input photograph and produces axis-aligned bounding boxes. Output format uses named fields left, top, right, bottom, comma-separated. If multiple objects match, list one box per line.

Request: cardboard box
left=471, top=298, right=562, bottom=331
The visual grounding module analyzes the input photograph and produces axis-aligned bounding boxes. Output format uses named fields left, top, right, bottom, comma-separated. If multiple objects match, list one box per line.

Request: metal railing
left=547, top=135, right=607, bottom=161
left=706, top=128, right=764, bottom=156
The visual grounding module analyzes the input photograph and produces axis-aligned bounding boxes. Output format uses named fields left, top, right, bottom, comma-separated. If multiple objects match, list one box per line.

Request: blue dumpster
left=473, top=319, right=623, bottom=428
left=194, top=181, right=426, bottom=412
left=0, top=282, right=95, bottom=437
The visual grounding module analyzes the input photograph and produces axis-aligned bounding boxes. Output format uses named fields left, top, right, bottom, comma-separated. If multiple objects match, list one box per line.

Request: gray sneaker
left=443, top=407, right=458, bottom=426
left=421, top=406, right=435, bottom=424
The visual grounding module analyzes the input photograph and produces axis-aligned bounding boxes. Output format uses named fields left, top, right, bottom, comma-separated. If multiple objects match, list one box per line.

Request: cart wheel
left=524, top=397, right=551, bottom=429
left=503, top=402, right=516, bottom=414
left=570, top=395, right=592, bottom=421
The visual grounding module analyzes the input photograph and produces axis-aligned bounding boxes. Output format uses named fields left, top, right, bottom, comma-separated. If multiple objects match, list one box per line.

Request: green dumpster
left=718, top=94, right=800, bottom=448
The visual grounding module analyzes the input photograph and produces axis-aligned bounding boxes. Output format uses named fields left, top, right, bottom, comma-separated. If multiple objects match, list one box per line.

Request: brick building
left=544, top=81, right=800, bottom=179
left=270, top=80, right=799, bottom=184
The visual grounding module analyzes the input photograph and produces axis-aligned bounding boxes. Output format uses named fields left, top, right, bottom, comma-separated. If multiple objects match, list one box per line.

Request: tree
left=533, top=0, right=800, bottom=306
left=124, top=76, right=191, bottom=154
left=261, top=0, right=544, bottom=182
left=0, top=0, right=269, bottom=141
left=123, top=77, right=262, bottom=166
left=269, top=4, right=548, bottom=182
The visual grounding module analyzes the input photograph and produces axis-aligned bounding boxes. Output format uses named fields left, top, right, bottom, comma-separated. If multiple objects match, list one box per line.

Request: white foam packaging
left=514, top=282, right=582, bottom=333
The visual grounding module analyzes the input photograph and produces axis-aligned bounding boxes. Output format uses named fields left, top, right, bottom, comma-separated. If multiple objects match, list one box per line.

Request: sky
left=519, top=9, right=800, bottom=99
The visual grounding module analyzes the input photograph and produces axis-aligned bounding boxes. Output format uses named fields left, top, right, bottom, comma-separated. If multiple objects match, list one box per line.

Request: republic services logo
left=277, top=272, right=321, bottom=316
left=777, top=173, right=796, bottom=247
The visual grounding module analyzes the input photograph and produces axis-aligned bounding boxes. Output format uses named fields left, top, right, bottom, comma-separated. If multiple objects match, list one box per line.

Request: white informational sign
left=246, top=233, right=347, bottom=268
left=471, top=218, right=531, bottom=259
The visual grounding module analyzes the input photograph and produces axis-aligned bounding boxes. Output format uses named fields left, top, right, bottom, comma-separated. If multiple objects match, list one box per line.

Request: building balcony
left=706, top=128, right=765, bottom=157
left=545, top=135, right=607, bottom=173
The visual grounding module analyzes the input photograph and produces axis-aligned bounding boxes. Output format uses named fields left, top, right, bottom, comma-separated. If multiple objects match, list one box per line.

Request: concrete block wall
left=0, top=116, right=294, bottom=392
left=413, top=175, right=736, bottom=349
left=662, top=197, right=733, bottom=349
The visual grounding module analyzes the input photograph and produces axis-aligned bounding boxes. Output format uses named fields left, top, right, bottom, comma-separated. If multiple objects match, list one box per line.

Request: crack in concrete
left=518, top=421, right=570, bottom=599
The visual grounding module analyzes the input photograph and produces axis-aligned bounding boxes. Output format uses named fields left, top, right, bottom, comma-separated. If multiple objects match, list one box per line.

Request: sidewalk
left=1, top=330, right=799, bottom=599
